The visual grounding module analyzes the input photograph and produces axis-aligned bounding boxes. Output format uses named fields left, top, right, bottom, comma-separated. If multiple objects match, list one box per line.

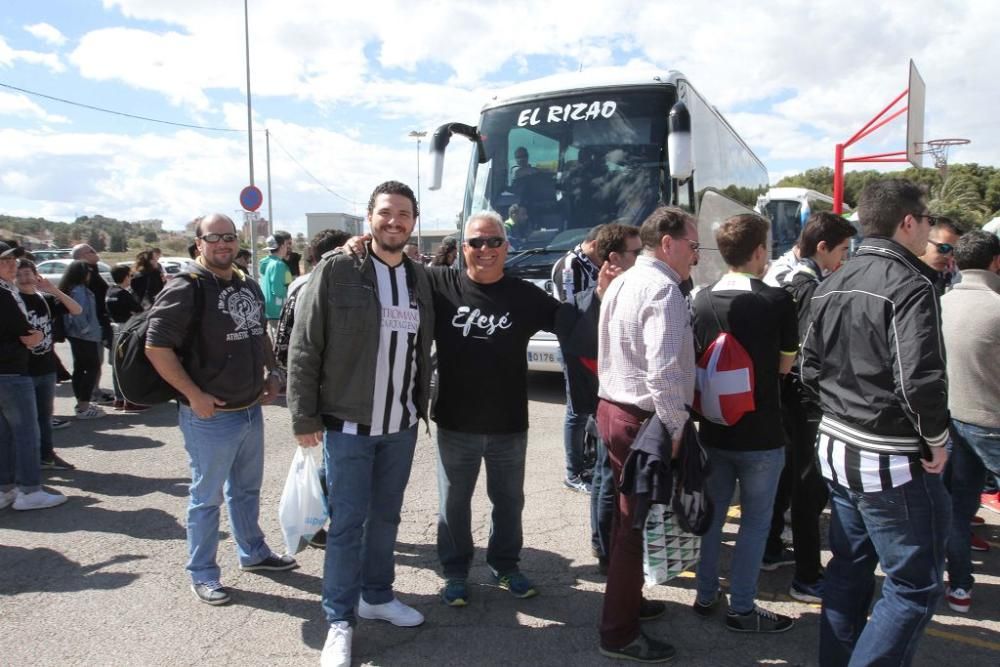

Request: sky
left=0, top=0, right=997, bottom=235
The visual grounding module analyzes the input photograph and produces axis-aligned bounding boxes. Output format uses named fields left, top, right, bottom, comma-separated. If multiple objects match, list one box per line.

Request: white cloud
left=24, top=23, right=67, bottom=47
left=0, top=36, right=65, bottom=72
left=0, top=91, right=70, bottom=123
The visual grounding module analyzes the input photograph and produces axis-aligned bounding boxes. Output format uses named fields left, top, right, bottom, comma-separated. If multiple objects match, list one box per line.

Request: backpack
left=112, top=275, right=203, bottom=406
left=693, top=292, right=755, bottom=426
left=672, top=417, right=713, bottom=535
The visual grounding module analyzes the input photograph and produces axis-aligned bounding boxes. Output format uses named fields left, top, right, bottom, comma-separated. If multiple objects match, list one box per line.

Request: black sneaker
left=51, top=418, right=71, bottom=430
left=760, top=548, right=795, bottom=571
left=639, top=598, right=667, bottom=621
left=725, top=606, right=794, bottom=633
left=192, top=580, right=231, bottom=606
left=692, top=590, right=724, bottom=617
left=599, top=632, right=676, bottom=663
left=40, top=455, right=76, bottom=471
left=308, top=528, right=327, bottom=549
left=240, top=553, right=298, bottom=572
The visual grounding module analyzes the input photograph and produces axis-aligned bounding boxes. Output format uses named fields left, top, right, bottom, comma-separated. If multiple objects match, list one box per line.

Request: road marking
left=926, top=628, right=1000, bottom=652
left=727, top=506, right=741, bottom=519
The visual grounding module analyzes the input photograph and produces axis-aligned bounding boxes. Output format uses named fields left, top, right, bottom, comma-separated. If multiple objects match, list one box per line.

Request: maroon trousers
left=596, top=398, right=652, bottom=649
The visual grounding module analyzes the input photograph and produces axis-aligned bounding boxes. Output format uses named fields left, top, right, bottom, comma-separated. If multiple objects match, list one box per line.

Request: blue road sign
left=240, top=185, right=263, bottom=212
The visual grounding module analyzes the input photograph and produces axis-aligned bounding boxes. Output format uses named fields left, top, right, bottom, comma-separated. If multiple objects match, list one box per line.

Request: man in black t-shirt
left=106, top=265, right=145, bottom=410
left=691, top=214, right=799, bottom=633
left=431, top=211, right=563, bottom=607
left=71, top=243, right=114, bottom=403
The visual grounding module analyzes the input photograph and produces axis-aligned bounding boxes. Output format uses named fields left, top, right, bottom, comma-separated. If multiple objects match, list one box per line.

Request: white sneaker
left=75, top=405, right=105, bottom=420
left=13, top=489, right=68, bottom=511
left=357, top=597, right=425, bottom=627
left=946, top=586, right=971, bottom=613
left=0, top=489, right=17, bottom=509
left=320, top=621, right=352, bottom=667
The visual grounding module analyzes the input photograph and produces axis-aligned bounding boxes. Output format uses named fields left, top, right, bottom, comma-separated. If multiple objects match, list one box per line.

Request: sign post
left=240, top=185, right=263, bottom=277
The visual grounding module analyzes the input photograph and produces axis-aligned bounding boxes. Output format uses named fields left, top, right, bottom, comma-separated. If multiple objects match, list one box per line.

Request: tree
left=143, top=231, right=159, bottom=243
left=928, top=173, right=988, bottom=230
left=86, top=230, right=105, bottom=252
left=109, top=233, right=128, bottom=252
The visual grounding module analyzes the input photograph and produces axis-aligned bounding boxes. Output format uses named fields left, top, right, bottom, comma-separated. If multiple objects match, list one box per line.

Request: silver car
left=35, top=258, right=114, bottom=286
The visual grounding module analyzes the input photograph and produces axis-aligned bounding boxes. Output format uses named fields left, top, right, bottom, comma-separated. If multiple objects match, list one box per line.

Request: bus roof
left=481, top=67, right=684, bottom=110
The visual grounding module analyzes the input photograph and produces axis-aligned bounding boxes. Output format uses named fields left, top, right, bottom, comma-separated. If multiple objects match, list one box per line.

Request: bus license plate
left=528, top=351, right=558, bottom=363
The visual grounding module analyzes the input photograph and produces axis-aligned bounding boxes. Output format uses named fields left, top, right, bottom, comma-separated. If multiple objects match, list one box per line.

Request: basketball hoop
left=918, top=138, right=970, bottom=172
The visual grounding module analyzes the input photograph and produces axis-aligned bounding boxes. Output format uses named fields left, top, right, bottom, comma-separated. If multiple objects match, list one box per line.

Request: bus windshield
left=467, top=87, right=672, bottom=249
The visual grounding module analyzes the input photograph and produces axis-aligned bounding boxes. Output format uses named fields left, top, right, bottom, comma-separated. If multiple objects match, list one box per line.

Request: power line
left=267, top=130, right=360, bottom=206
left=0, top=81, right=242, bottom=132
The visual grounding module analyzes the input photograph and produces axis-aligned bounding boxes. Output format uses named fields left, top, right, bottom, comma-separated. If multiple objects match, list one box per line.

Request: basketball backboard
left=906, top=60, right=926, bottom=168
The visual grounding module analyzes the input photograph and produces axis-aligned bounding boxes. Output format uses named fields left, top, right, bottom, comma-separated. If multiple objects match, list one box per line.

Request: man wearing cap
left=260, top=230, right=293, bottom=337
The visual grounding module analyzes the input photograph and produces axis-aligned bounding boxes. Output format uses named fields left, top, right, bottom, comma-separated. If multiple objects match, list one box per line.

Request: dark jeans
left=436, top=427, right=528, bottom=579
left=766, top=382, right=828, bottom=583
left=67, top=336, right=101, bottom=403
left=820, top=475, right=950, bottom=667
left=596, top=399, right=650, bottom=649
left=945, top=419, right=1000, bottom=591
left=31, top=373, right=57, bottom=460
left=0, top=374, right=42, bottom=493
left=562, top=365, right=591, bottom=479
left=590, top=428, right=614, bottom=558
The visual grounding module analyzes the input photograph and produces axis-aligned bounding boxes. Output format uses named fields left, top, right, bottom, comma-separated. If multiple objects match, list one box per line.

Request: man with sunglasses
left=919, top=217, right=964, bottom=293
left=801, top=179, right=950, bottom=666
left=146, top=214, right=295, bottom=608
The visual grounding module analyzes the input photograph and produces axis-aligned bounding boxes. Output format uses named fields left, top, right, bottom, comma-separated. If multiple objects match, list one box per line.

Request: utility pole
left=243, top=0, right=257, bottom=276
left=408, top=130, right=427, bottom=251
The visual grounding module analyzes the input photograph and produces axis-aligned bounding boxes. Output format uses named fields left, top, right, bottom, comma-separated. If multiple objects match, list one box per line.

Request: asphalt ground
left=2, top=354, right=999, bottom=666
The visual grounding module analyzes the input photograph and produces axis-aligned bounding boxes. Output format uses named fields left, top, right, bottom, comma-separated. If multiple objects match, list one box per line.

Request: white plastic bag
left=278, top=447, right=328, bottom=555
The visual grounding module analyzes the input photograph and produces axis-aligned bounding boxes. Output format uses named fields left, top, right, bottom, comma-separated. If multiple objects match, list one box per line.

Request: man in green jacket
left=260, top=230, right=292, bottom=337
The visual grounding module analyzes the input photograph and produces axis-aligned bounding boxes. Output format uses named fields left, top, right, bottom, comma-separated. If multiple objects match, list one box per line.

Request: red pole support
left=833, top=143, right=845, bottom=214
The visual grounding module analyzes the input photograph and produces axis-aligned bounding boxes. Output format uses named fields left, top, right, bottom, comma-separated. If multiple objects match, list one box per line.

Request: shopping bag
left=642, top=503, right=701, bottom=586
left=278, top=447, right=328, bottom=555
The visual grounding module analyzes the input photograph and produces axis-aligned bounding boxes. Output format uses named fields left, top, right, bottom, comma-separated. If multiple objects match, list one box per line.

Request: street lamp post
left=408, top=130, right=427, bottom=252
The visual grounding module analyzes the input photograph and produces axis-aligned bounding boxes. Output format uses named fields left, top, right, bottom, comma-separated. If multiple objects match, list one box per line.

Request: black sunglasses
left=914, top=213, right=941, bottom=227
left=198, top=233, right=239, bottom=243
left=928, top=240, right=954, bottom=254
left=465, top=236, right=505, bottom=249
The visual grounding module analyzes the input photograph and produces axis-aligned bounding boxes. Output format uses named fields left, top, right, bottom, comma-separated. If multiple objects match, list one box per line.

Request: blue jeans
left=32, top=373, right=56, bottom=460
left=590, top=432, right=614, bottom=558
left=178, top=404, right=272, bottom=584
left=0, top=375, right=42, bottom=493
left=436, top=427, right=528, bottom=579
left=695, top=447, right=785, bottom=613
left=820, top=475, right=950, bottom=667
left=946, top=419, right=1000, bottom=590
left=562, top=367, right=590, bottom=479
left=322, top=426, right=417, bottom=625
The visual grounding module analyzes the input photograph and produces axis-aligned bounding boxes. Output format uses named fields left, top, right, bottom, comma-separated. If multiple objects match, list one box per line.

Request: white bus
left=756, top=187, right=836, bottom=259
left=429, top=68, right=768, bottom=371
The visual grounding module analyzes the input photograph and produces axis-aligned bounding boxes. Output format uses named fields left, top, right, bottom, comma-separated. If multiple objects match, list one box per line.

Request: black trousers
left=766, top=377, right=829, bottom=583
left=67, top=336, right=101, bottom=404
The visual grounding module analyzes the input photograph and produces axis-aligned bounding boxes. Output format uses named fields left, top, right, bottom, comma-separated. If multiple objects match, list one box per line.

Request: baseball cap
left=265, top=235, right=279, bottom=250
left=0, top=241, right=19, bottom=258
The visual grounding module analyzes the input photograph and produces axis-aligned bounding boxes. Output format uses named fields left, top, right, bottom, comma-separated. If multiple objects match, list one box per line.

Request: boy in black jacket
left=106, top=265, right=144, bottom=411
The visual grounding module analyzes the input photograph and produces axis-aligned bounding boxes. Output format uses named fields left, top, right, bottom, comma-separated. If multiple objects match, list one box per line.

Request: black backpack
left=112, top=275, right=203, bottom=406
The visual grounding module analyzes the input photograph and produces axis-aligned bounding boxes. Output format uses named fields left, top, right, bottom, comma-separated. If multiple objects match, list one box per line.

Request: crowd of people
left=1, top=176, right=997, bottom=667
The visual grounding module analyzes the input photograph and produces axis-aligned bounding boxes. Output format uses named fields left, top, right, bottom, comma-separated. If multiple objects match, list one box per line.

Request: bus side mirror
left=667, top=101, right=693, bottom=181
left=429, top=122, right=487, bottom=191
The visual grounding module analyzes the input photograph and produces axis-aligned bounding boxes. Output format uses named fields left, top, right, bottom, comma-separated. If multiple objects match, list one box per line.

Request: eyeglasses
left=465, top=236, right=505, bottom=249
left=928, top=240, right=954, bottom=254
left=679, top=238, right=701, bottom=252
left=914, top=213, right=940, bottom=227
left=198, top=233, right=239, bottom=243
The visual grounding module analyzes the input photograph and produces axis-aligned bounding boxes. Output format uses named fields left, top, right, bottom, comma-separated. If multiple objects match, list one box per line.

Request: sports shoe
left=494, top=571, right=538, bottom=599
left=13, top=489, right=68, bottom=511
left=946, top=586, right=971, bottom=613
left=726, top=606, right=794, bottom=633
left=599, top=632, right=676, bottom=663
left=240, top=553, right=298, bottom=572
left=564, top=474, right=592, bottom=494
left=0, top=489, right=17, bottom=510
left=93, top=392, right=116, bottom=406
left=358, top=597, right=424, bottom=627
left=441, top=579, right=468, bottom=607
left=41, top=455, right=76, bottom=471
left=74, top=405, right=105, bottom=420
left=760, top=548, right=795, bottom=571
left=122, top=401, right=151, bottom=412
left=51, top=418, right=71, bottom=430
left=971, top=514, right=986, bottom=526
left=308, top=527, right=327, bottom=549
left=639, top=598, right=667, bottom=621
left=191, top=580, right=231, bottom=606
left=321, top=621, right=352, bottom=667
left=982, top=492, right=1000, bottom=515
left=970, top=533, right=990, bottom=552
left=692, top=590, right=724, bottom=617
left=789, top=577, right=824, bottom=604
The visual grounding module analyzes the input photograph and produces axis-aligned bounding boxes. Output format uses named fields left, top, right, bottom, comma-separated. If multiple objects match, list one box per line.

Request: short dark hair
left=236, top=248, right=252, bottom=262
left=858, top=179, right=926, bottom=237
left=953, top=230, right=1000, bottom=271
left=595, top=224, right=640, bottom=264
left=111, top=265, right=132, bottom=284
left=798, top=212, right=857, bottom=258
left=308, top=229, right=351, bottom=264
left=272, top=230, right=292, bottom=244
left=584, top=224, right=605, bottom=244
left=639, top=206, right=694, bottom=249
left=366, top=181, right=419, bottom=219
left=16, top=258, right=36, bottom=273
left=187, top=242, right=199, bottom=259
left=934, top=217, right=965, bottom=237
left=716, top=214, right=769, bottom=267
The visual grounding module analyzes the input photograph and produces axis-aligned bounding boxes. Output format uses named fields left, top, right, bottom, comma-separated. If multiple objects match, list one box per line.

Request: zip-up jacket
left=800, top=236, right=949, bottom=455
left=287, top=244, right=435, bottom=435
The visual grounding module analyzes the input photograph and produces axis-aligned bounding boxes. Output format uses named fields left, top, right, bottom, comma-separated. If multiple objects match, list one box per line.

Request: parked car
left=30, top=248, right=72, bottom=262
left=157, top=256, right=194, bottom=277
left=35, top=258, right=114, bottom=285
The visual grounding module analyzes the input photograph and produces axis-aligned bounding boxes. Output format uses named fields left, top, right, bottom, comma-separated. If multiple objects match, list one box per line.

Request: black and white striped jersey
left=335, top=255, right=420, bottom=437
left=816, top=415, right=925, bottom=492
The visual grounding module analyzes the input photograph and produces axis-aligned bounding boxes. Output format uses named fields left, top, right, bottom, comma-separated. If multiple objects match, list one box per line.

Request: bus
left=756, top=187, right=836, bottom=259
left=429, top=67, right=769, bottom=371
